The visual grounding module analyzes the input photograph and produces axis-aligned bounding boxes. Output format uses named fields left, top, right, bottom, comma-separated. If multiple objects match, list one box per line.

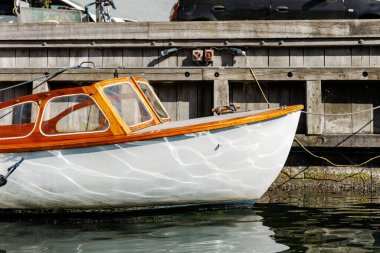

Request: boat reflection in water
left=0, top=210, right=288, bottom=253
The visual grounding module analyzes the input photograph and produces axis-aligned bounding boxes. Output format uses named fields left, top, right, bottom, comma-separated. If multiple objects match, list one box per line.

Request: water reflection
left=256, top=192, right=380, bottom=252
left=2, top=193, right=380, bottom=252
left=0, top=210, right=288, bottom=253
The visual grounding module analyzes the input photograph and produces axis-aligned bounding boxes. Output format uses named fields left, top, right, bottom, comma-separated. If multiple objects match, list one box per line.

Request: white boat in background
left=0, top=77, right=302, bottom=210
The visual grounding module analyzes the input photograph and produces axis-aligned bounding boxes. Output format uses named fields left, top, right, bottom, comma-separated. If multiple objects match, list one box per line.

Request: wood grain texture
left=0, top=67, right=379, bottom=81
left=352, top=48, right=370, bottom=66
left=304, top=48, right=325, bottom=67
left=323, top=81, right=352, bottom=134
left=0, top=21, right=380, bottom=42
left=30, top=49, right=48, bottom=68
left=295, top=134, right=380, bottom=148
left=15, top=49, right=30, bottom=68
left=306, top=80, right=323, bottom=135
left=69, top=49, right=89, bottom=66
left=0, top=49, right=16, bottom=68
left=325, top=48, right=351, bottom=67
left=269, top=48, right=289, bottom=67
left=351, top=83, right=372, bottom=133
left=213, top=79, right=229, bottom=107
left=48, top=49, right=70, bottom=68
left=177, top=82, right=198, bottom=120
left=102, top=48, right=123, bottom=68
left=123, top=48, right=143, bottom=68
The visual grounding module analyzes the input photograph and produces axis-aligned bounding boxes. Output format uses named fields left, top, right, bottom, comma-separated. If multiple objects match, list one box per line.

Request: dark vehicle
left=170, top=0, right=380, bottom=21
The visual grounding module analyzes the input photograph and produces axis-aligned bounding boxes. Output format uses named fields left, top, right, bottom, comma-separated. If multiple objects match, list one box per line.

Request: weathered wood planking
left=323, top=81, right=353, bottom=134
left=295, top=134, right=380, bottom=148
left=151, top=81, right=213, bottom=121
left=213, top=80, right=229, bottom=108
left=2, top=21, right=380, bottom=42
left=351, top=82, right=373, bottom=134
left=373, top=85, right=380, bottom=134
left=0, top=49, right=16, bottom=68
left=0, top=67, right=379, bottom=82
left=306, top=80, right=323, bottom=135
left=0, top=82, right=30, bottom=104
left=230, top=81, right=306, bottom=133
left=0, top=46, right=378, bottom=69
left=321, top=81, right=378, bottom=135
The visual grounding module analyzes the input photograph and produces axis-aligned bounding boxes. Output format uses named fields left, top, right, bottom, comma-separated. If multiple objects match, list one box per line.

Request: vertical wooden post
left=213, top=80, right=229, bottom=108
left=306, top=80, right=323, bottom=135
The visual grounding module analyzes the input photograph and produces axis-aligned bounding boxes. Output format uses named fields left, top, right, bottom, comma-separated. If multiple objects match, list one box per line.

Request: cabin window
left=0, top=102, right=39, bottom=139
left=137, top=82, right=170, bottom=119
left=103, top=82, right=152, bottom=127
left=41, top=94, right=109, bottom=135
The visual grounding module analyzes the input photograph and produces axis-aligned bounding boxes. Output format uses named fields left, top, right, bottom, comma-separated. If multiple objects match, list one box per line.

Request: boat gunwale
left=0, top=104, right=303, bottom=153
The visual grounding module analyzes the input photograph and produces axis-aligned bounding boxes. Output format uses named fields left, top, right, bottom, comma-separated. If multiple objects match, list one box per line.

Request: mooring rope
left=0, top=61, right=96, bottom=93
left=244, top=55, right=270, bottom=108
left=293, top=138, right=380, bottom=167
left=244, top=54, right=380, bottom=167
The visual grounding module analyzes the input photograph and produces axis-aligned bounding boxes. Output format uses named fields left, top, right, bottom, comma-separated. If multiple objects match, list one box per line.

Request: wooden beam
left=2, top=39, right=380, bottom=48
left=0, top=67, right=380, bottom=82
left=1, top=20, right=380, bottom=42
left=294, top=134, right=380, bottom=148
left=202, top=67, right=380, bottom=81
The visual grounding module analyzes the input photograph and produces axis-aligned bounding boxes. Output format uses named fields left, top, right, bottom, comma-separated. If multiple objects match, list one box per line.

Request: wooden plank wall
left=151, top=81, right=213, bottom=120
left=0, top=46, right=379, bottom=136
left=1, top=46, right=380, bottom=69
left=0, top=21, right=379, bottom=145
left=230, top=81, right=306, bottom=134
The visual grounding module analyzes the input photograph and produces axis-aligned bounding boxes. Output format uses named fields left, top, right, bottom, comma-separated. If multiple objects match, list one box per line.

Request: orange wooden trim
left=0, top=105, right=303, bottom=153
left=82, top=86, right=126, bottom=136
left=96, top=79, right=159, bottom=133
left=129, top=120, right=156, bottom=132
left=0, top=123, right=35, bottom=138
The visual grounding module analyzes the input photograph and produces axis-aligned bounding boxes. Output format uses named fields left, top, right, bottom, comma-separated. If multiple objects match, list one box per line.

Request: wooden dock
left=0, top=20, right=380, bottom=149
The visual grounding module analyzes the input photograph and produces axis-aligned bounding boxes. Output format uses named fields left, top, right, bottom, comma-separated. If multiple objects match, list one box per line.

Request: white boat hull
left=0, top=111, right=301, bottom=209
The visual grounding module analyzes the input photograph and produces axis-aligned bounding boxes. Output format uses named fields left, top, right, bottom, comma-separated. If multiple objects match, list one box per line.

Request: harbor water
left=1, top=191, right=380, bottom=252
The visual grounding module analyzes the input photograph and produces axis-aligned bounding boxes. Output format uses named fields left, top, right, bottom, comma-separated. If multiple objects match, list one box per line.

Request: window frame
left=136, top=81, right=171, bottom=120
left=102, top=82, right=154, bottom=129
left=0, top=101, right=40, bottom=140
left=39, top=93, right=110, bottom=137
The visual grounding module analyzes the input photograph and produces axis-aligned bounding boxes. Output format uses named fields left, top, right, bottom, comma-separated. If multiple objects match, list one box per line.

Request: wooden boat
left=0, top=77, right=303, bottom=210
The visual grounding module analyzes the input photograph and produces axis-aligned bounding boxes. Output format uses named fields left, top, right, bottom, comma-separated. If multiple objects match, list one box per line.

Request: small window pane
left=138, top=82, right=170, bottom=119
left=104, top=83, right=152, bottom=126
left=41, top=95, right=109, bottom=135
left=0, top=102, right=38, bottom=139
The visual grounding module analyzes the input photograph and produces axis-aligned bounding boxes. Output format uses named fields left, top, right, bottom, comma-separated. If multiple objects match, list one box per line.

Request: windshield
left=103, top=82, right=152, bottom=127
left=137, top=82, right=170, bottom=119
